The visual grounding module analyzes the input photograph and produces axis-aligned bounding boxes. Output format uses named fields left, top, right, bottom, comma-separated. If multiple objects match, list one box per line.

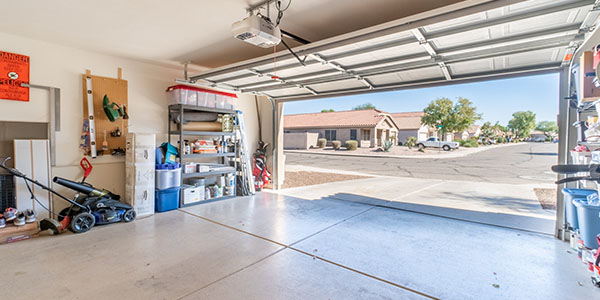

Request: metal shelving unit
left=168, top=104, right=237, bottom=206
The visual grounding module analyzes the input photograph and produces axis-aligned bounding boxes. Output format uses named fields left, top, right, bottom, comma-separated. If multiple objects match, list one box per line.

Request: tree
left=536, top=121, right=558, bottom=138
left=421, top=97, right=481, bottom=140
left=321, top=109, right=335, bottom=112
left=352, top=103, right=376, bottom=110
left=508, top=111, right=536, bottom=139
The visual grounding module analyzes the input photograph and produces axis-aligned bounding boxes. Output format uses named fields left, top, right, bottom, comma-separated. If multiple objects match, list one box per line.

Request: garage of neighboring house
left=391, top=111, right=433, bottom=143
left=2, top=0, right=600, bottom=299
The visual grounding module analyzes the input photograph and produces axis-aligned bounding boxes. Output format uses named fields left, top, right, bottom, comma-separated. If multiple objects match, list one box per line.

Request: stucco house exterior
left=390, top=112, right=434, bottom=144
left=455, top=125, right=482, bottom=140
left=283, top=109, right=400, bottom=148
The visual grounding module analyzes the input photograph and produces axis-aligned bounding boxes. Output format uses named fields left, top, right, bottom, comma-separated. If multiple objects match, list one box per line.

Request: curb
left=284, top=142, right=523, bottom=159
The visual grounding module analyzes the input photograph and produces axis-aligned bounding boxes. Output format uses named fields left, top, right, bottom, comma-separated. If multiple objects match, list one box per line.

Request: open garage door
left=188, top=0, right=600, bottom=237
left=190, top=0, right=599, bottom=102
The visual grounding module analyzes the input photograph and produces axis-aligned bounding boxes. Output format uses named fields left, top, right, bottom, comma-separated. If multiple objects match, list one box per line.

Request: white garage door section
left=190, top=0, right=600, bottom=102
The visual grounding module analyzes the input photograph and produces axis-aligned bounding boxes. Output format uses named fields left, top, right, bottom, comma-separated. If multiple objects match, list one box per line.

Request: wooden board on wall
left=82, top=70, right=128, bottom=155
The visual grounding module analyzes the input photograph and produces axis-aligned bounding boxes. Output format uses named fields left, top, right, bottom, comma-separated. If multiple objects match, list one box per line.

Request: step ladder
left=236, top=111, right=255, bottom=195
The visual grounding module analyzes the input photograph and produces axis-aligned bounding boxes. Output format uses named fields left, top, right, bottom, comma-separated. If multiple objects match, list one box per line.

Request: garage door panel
left=191, top=0, right=593, bottom=100
left=309, top=79, right=365, bottom=93
left=334, top=43, right=426, bottom=65
left=448, top=59, right=495, bottom=75
left=367, top=66, right=442, bottom=85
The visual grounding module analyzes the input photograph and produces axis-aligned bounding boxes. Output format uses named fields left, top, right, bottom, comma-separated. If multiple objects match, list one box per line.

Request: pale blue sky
left=283, top=73, right=559, bottom=126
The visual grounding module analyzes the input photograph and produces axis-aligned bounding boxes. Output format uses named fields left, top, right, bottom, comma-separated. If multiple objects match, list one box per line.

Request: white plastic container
left=155, top=167, right=182, bottom=190
left=182, top=184, right=204, bottom=205
left=215, top=95, right=226, bottom=109
left=204, top=92, right=216, bottom=108
left=224, top=97, right=235, bottom=109
left=166, top=85, right=198, bottom=106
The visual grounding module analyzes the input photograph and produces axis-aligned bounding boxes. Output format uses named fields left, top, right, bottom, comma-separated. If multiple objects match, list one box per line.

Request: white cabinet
left=125, top=133, right=155, bottom=217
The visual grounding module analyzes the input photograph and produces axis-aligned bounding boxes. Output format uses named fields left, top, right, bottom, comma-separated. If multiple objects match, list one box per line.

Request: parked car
left=416, top=137, right=459, bottom=151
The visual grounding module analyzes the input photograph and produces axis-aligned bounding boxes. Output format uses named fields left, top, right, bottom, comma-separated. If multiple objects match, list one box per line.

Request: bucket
left=573, top=199, right=600, bottom=248
left=562, top=188, right=597, bottom=230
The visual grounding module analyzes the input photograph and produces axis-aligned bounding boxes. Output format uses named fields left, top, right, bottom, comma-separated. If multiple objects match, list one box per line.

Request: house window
left=361, top=129, right=371, bottom=141
left=350, top=129, right=357, bottom=140
left=325, top=130, right=336, bottom=141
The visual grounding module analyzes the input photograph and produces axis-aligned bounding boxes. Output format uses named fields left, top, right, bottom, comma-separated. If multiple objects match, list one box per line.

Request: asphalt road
left=285, top=142, right=558, bottom=184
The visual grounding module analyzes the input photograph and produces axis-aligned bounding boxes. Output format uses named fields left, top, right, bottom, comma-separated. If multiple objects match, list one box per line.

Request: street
left=285, top=142, right=558, bottom=185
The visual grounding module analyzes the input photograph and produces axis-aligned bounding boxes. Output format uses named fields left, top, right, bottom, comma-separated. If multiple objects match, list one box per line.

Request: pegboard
left=81, top=69, right=128, bottom=156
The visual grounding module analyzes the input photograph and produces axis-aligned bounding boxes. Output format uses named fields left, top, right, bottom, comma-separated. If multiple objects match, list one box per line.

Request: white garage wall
left=0, top=32, right=265, bottom=206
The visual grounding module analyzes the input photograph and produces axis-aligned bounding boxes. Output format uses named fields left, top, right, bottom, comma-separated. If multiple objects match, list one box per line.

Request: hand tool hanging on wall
left=103, top=95, right=129, bottom=122
left=85, top=76, right=97, bottom=158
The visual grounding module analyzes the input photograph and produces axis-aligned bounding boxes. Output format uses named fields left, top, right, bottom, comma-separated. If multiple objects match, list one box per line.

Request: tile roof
left=284, top=109, right=389, bottom=129
left=390, top=112, right=425, bottom=130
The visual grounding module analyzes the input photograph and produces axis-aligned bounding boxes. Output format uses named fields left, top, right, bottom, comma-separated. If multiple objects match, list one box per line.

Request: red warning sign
left=0, top=51, right=30, bottom=102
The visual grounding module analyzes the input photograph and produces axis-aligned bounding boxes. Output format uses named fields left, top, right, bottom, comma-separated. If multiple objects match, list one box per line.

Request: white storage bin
left=166, top=85, right=198, bottom=106
left=156, top=167, right=182, bottom=190
left=197, top=92, right=208, bottom=107
left=224, top=97, right=235, bottom=109
left=204, top=92, right=216, bottom=108
left=215, top=95, right=226, bottom=109
left=182, top=184, right=204, bottom=205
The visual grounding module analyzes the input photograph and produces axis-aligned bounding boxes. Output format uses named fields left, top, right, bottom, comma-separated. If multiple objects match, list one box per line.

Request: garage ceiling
left=190, top=0, right=600, bottom=101
left=0, top=0, right=470, bottom=69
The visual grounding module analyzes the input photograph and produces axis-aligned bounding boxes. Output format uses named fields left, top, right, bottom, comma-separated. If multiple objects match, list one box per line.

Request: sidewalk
left=284, top=142, right=522, bottom=159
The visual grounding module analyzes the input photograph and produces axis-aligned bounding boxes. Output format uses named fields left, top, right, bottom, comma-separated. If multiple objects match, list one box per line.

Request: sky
left=283, top=73, right=559, bottom=126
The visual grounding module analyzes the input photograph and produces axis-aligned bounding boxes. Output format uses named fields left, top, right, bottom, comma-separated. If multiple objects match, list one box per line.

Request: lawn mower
left=0, top=157, right=135, bottom=234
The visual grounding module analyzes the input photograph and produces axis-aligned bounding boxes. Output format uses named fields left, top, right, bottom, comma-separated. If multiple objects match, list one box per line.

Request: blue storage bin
left=155, top=187, right=180, bottom=212
left=561, top=188, right=597, bottom=230
left=573, top=199, right=600, bottom=248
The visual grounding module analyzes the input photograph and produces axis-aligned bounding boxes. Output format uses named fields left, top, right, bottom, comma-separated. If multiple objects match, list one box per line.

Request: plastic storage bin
left=573, top=199, right=600, bottom=248
left=155, top=165, right=181, bottom=190
left=166, top=85, right=198, bottom=106
left=562, top=188, right=597, bottom=230
left=155, top=187, right=180, bottom=212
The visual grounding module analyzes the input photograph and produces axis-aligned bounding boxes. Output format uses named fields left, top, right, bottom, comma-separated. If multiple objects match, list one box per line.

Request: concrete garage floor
left=2, top=193, right=598, bottom=300
left=270, top=176, right=555, bottom=234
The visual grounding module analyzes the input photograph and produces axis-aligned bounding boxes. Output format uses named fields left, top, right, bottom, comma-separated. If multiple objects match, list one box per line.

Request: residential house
left=455, top=125, right=482, bottom=141
left=529, top=130, right=554, bottom=141
left=283, top=109, right=400, bottom=148
left=390, top=112, right=433, bottom=144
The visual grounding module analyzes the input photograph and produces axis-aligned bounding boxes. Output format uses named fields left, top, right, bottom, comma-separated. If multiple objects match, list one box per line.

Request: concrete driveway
left=275, top=143, right=557, bottom=234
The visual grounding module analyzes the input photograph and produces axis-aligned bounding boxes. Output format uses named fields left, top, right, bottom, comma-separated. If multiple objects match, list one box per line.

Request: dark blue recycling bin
left=573, top=199, right=600, bottom=248
left=562, top=188, right=597, bottom=230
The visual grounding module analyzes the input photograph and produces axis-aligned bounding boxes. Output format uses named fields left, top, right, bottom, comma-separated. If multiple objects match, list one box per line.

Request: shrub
left=317, top=138, right=327, bottom=148
left=405, top=136, right=417, bottom=149
left=383, top=140, right=393, bottom=152
left=345, top=140, right=358, bottom=151
left=497, top=136, right=507, bottom=144
left=331, top=140, right=342, bottom=150
left=458, top=138, right=479, bottom=148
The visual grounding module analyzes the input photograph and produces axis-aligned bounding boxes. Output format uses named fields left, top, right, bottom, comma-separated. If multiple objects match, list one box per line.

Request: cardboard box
left=0, top=222, right=39, bottom=245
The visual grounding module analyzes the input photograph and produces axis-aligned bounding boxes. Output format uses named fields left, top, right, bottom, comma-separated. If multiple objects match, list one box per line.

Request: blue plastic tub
left=155, top=187, right=180, bottom=212
left=561, top=188, right=597, bottom=230
left=573, top=199, right=600, bottom=248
